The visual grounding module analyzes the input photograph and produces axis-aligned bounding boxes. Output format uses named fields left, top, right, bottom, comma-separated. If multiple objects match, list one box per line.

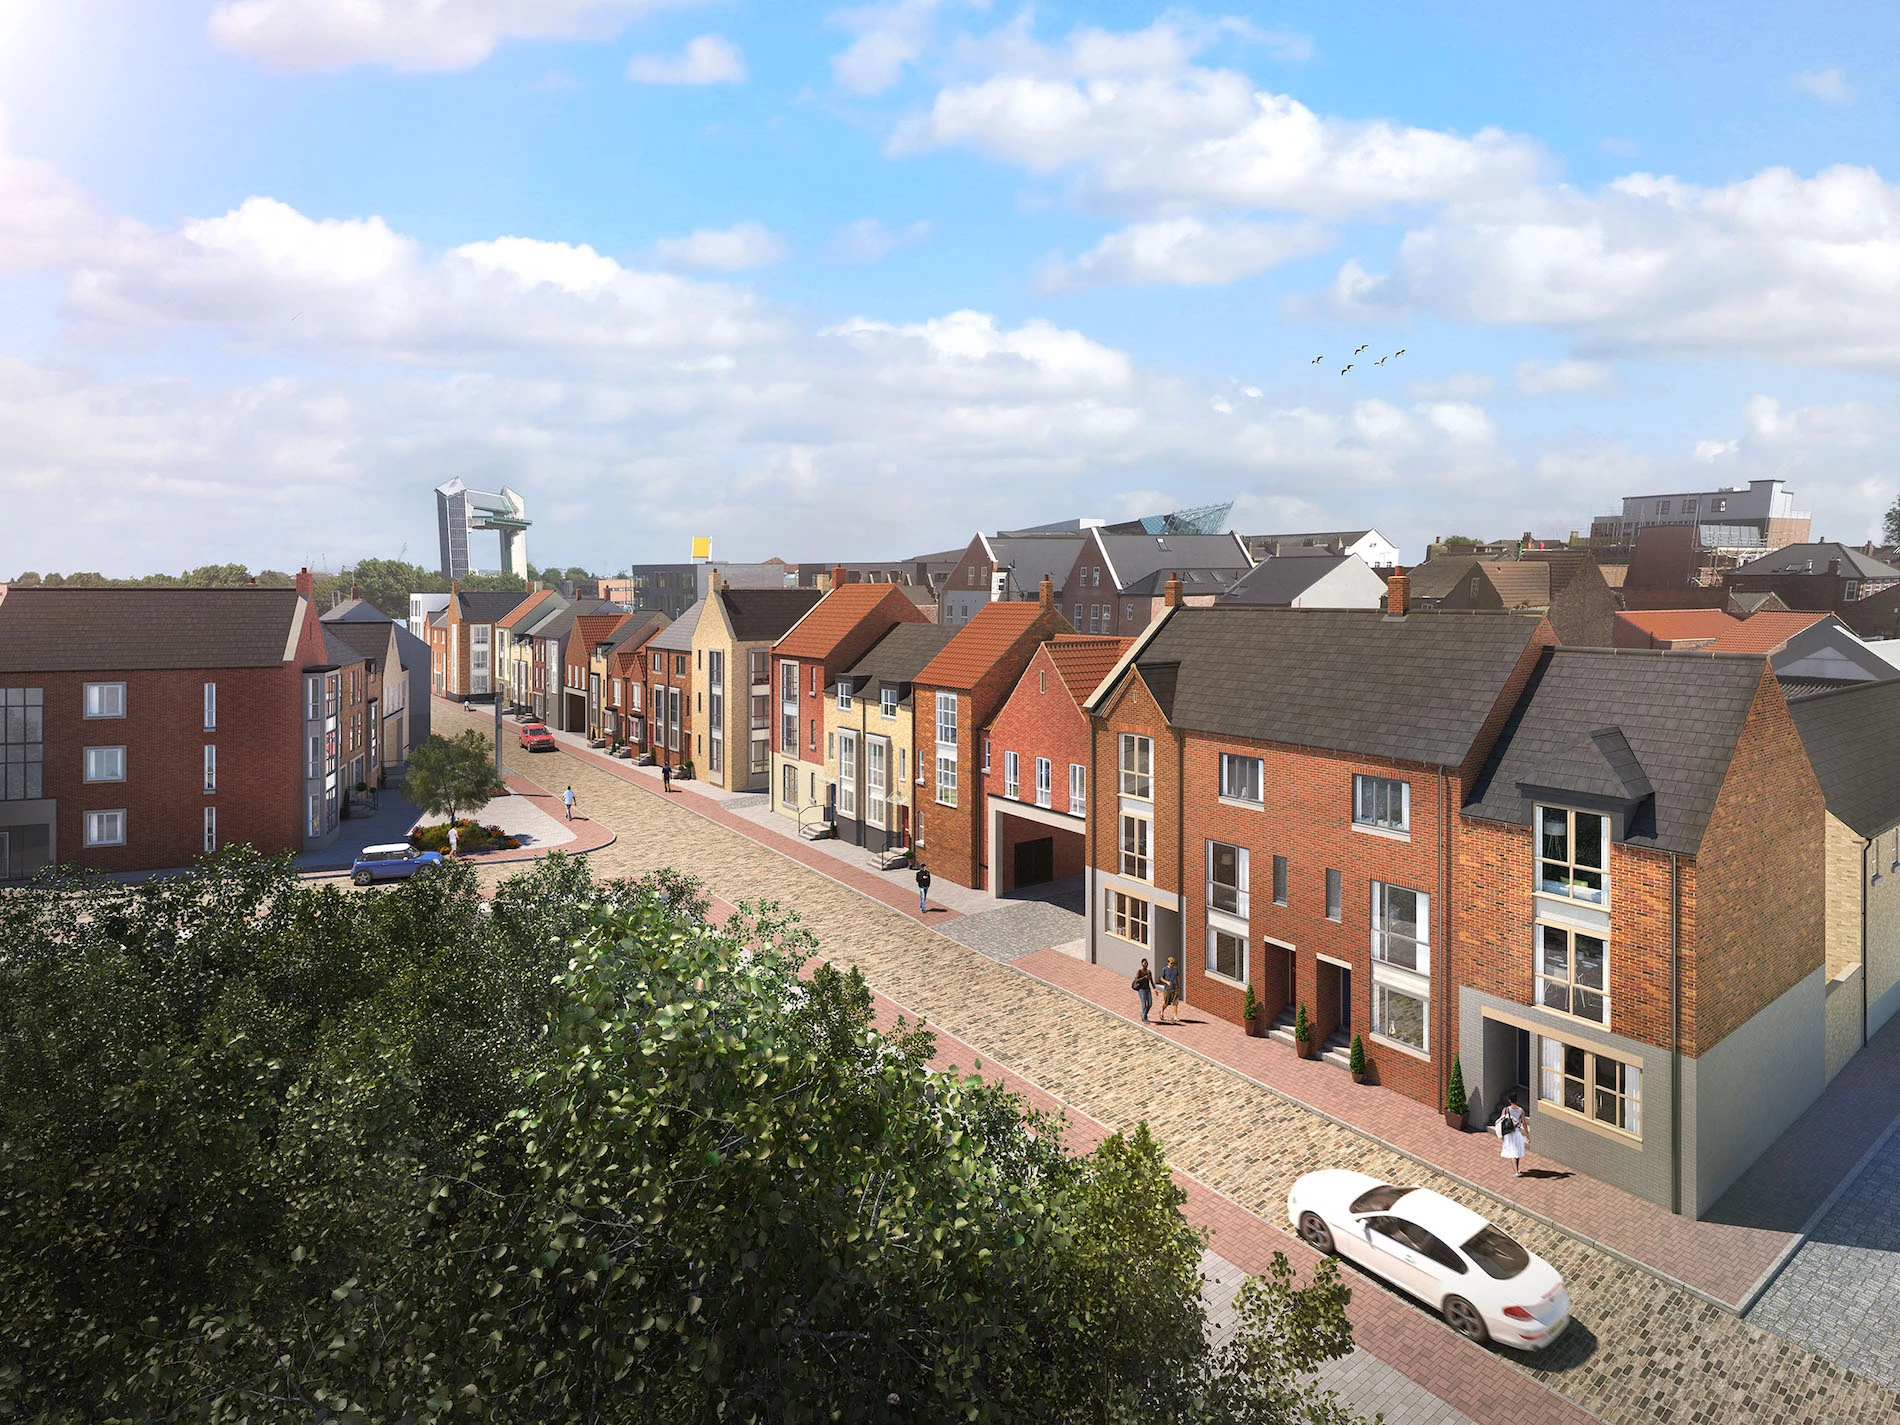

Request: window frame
left=935, top=691, right=958, bottom=748
left=1119, top=733, right=1153, bottom=800
left=203, top=681, right=217, bottom=730
left=84, top=681, right=126, bottom=719
left=837, top=681, right=852, bottom=712
left=203, top=744, right=217, bottom=793
left=1539, top=1036, right=1642, bottom=1139
left=1119, top=813, right=1151, bottom=880
left=1535, top=922, right=1610, bottom=1025
left=1207, top=839, right=1248, bottom=917
left=203, top=805, right=217, bottom=854
left=1206, top=926, right=1247, bottom=987
left=1325, top=868, right=1342, bottom=922
left=837, top=733, right=857, bottom=818
left=1369, top=881, right=1430, bottom=975
left=1069, top=762, right=1086, bottom=817
left=83, top=809, right=126, bottom=847
left=935, top=754, right=958, bottom=807
left=1220, top=753, right=1264, bottom=805
left=1272, top=854, right=1288, bottom=907
left=83, top=745, right=126, bottom=784
left=1105, top=888, right=1150, bottom=947
left=1538, top=805, right=1610, bottom=904
left=880, top=685, right=898, bottom=720
left=1352, top=774, right=1410, bottom=835
left=1003, top=750, right=1020, bottom=800
left=1034, top=756, right=1052, bottom=808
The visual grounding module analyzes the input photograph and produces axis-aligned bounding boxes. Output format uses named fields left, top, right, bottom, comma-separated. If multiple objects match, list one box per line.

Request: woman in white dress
left=1498, top=1092, right=1528, bottom=1177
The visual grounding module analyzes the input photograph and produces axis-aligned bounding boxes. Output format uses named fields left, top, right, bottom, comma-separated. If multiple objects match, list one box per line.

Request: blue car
left=350, top=842, right=444, bottom=886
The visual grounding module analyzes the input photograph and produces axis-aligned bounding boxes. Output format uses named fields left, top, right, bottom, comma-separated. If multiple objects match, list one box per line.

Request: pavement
left=432, top=698, right=1900, bottom=1423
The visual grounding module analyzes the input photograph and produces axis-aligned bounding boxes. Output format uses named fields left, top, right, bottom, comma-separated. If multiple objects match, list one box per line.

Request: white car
left=1287, top=1170, right=1569, bottom=1350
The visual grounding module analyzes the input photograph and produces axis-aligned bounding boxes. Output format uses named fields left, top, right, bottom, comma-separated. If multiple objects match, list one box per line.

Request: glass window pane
left=1575, top=936, right=1606, bottom=989
left=1540, top=807, right=1568, bottom=862
left=1575, top=813, right=1606, bottom=869
left=1540, top=926, right=1569, bottom=977
left=1575, top=989, right=1606, bottom=1023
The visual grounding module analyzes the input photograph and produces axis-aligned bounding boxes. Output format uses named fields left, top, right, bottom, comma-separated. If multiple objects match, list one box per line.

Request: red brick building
left=0, top=573, right=366, bottom=876
left=427, top=585, right=530, bottom=701
left=913, top=581, right=1072, bottom=889
left=983, top=634, right=1129, bottom=896
left=1083, top=579, right=1554, bottom=1112
left=644, top=599, right=699, bottom=767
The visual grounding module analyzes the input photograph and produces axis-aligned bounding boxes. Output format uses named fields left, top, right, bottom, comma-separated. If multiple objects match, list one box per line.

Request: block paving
left=435, top=701, right=1900, bottom=1424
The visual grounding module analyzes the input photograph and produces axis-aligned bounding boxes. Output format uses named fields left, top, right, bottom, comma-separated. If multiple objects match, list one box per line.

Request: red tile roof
left=771, top=583, right=917, bottom=660
left=1616, top=608, right=1830, bottom=653
left=496, top=587, right=558, bottom=630
left=571, top=613, right=632, bottom=659
left=915, top=601, right=1064, bottom=689
left=1044, top=634, right=1133, bottom=704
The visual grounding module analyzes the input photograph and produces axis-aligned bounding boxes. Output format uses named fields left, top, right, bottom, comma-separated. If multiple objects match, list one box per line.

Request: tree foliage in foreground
left=0, top=851, right=1363, bottom=1424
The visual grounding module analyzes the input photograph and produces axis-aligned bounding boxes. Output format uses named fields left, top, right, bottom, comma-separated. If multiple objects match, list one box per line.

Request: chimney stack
left=1163, top=572, right=1184, bottom=609
left=1829, top=558, right=1843, bottom=578
left=1039, top=573, right=1053, bottom=609
left=295, top=567, right=314, bottom=598
left=1386, top=568, right=1410, bottom=617
left=349, top=582, right=359, bottom=599
left=832, top=564, right=847, bottom=590
left=708, top=567, right=722, bottom=593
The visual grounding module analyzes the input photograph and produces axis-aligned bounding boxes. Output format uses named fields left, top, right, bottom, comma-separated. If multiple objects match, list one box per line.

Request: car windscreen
left=1349, top=1184, right=1417, bottom=1214
left=1462, top=1225, right=1530, bottom=1280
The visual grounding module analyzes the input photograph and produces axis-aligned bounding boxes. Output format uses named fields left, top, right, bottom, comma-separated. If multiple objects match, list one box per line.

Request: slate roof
left=1465, top=647, right=1768, bottom=855
left=719, top=587, right=825, bottom=642
left=320, top=598, right=386, bottom=623
left=1732, top=542, right=1900, bottom=580
left=844, top=622, right=960, bottom=684
left=647, top=600, right=703, bottom=653
left=319, top=627, right=368, bottom=669
left=1116, top=565, right=1249, bottom=597
left=984, top=533, right=1087, bottom=595
left=322, top=619, right=398, bottom=668
left=1106, top=607, right=1547, bottom=767
left=0, top=587, right=306, bottom=671
left=1097, top=532, right=1251, bottom=590
left=1408, top=557, right=1552, bottom=609
left=497, top=588, right=563, bottom=630
left=1219, top=553, right=1352, bottom=606
left=1044, top=635, right=1132, bottom=703
left=916, top=601, right=1062, bottom=689
left=774, top=583, right=916, bottom=660
left=1790, top=679, right=1900, bottom=838
left=456, top=590, right=535, bottom=624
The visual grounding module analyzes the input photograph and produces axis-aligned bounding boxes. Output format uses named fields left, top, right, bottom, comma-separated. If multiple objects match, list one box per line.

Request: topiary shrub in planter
left=1293, top=1003, right=1314, bottom=1059
left=1444, top=1053, right=1469, bottom=1129
left=1242, top=984, right=1260, bottom=1037
left=1348, top=1033, right=1368, bottom=1084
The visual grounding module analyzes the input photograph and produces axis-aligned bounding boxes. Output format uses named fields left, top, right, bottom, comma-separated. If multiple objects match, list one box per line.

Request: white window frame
left=935, top=754, right=958, bottom=807
left=203, top=805, right=217, bottom=854
left=1119, top=733, right=1153, bottom=800
left=203, top=681, right=217, bottom=730
left=1035, top=756, right=1052, bottom=808
left=1540, top=1036, right=1641, bottom=1139
left=881, top=685, right=898, bottom=719
left=1369, top=882, right=1430, bottom=975
left=1069, top=763, right=1086, bottom=817
left=838, top=681, right=852, bottom=712
left=1003, top=750, right=1020, bottom=800
left=935, top=691, right=958, bottom=747
left=83, top=745, right=126, bottom=783
left=1120, top=813, right=1151, bottom=881
left=1352, top=774, right=1410, bottom=835
left=84, top=681, right=126, bottom=719
left=1220, top=753, right=1264, bottom=805
left=1536, top=922, right=1610, bottom=1025
left=1538, top=805, right=1610, bottom=904
left=1105, top=888, right=1150, bottom=947
left=1372, top=979, right=1430, bottom=1056
left=838, top=733, right=858, bottom=818
left=867, top=739, right=888, bottom=827
left=1206, top=926, right=1247, bottom=987
left=83, top=809, right=126, bottom=847
left=1207, top=840, right=1248, bottom=917
left=204, top=744, right=217, bottom=793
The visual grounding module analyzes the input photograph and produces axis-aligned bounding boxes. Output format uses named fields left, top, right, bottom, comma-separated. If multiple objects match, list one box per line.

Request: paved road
left=439, top=704, right=1900, bottom=1425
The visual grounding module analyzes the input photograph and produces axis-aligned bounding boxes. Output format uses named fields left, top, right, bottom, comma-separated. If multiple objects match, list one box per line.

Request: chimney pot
left=1163, top=571, right=1184, bottom=609
left=832, top=564, right=847, bottom=590
left=1829, top=558, right=1843, bottom=577
left=295, top=567, right=315, bottom=598
left=1386, top=568, right=1411, bottom=617
left=1039, top=573, right=1053, bottom=609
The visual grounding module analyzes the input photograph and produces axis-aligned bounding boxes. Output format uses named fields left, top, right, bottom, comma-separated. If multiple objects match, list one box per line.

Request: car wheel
left=352, top=870, right=373, bottom=887
left=1298, top=1211, right=1334, bottom=1255
left=1443, top=1295, right=1488, bottom=1344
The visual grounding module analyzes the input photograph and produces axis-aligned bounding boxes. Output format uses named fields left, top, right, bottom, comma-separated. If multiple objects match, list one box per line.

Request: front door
left=1013, top=836, right=1054, bottom=888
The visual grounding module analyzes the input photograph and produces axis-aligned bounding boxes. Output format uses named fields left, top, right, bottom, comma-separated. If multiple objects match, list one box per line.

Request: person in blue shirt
left=1158, top=956, right=1183, bottom=1024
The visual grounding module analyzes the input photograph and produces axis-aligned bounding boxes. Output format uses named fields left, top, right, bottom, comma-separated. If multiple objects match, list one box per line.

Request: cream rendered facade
left=820, top=682, right=915, bottom=852
left=689, top=601, right=774, bottom=792
left=1821, top=811, right=1900, bottom=1080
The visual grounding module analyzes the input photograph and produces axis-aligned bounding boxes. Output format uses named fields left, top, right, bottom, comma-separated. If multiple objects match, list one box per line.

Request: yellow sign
left=691, top=536, right=712, bottom=560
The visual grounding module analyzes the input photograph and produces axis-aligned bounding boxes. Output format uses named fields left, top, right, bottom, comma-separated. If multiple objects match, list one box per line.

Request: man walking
left=447, top=822, right=459, bottom=858
left=661, top=762, right=673, bottom=794
left=563, top=786, right=576, bottom=821
left=915, top=863, right=932, bottom=914
left=1158, top=956, right=1183, bottom=1025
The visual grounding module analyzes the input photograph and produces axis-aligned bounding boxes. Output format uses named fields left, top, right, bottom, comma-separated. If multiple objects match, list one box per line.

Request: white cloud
left=206, top=0, right=680, bottom=73
left=1514, top=358, right=1614, bottom=395
left=827, top=217, right=933, bottom=262
left=829, top=0, right=952, bottom=95
left=651, top=221, right=786, bottom=270
left=626, top=34, right=746, bottom=86
left=1342, top=165, right=1900, bottom=368
left=890, top=16, right=1541, bottom=219
left=1792, top=68, right=1853, bottom=104
left=1038, top=216, right=1332, bottom=290
left=0, top=106, right=143, bottom=269
left=65, top=196, right=775, bottom=360
left=1693, top=439, right=1737, bottom=462
left=1407, top=372, right=1494, bottom=401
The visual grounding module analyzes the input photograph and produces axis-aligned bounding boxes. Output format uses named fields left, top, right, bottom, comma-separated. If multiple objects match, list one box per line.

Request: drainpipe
left=1088, top=710, right=1100, bottom=967
left=1440, top=766, right=1450, bottom=1111
left=1864, top=836, right=1873, bottom=1052
left=1671, top=850, right=1681, bottom=1217
left=1176, top=723, right=1187, bottom=1006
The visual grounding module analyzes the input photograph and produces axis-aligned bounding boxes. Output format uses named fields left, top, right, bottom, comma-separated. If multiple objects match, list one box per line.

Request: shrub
left=1348, top=1033, right=1366, bottom=1075
left=1242, top=983, right=1258, bottom=1024
left=409, top=819, right=522, bottom=854
left=1446, top=1053, right=1469, bottom=1115
left=1293, top=1002, right=1311, bottom=1043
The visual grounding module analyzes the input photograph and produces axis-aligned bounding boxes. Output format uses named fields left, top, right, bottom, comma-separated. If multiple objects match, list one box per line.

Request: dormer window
left=1539, top=807, right=1607, bottom=904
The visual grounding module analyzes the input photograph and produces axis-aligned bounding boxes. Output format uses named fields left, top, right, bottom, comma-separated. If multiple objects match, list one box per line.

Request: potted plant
left=1293, top=1003, right=1314, bottom=1059
left=1242, top=984, right=1261, bottom=1037
left=1348, top=1033, right=1368, bottom=1084
left=1444, top=1053, right=1469, bottom=1130
left=340, top=788, right=352, bottom=820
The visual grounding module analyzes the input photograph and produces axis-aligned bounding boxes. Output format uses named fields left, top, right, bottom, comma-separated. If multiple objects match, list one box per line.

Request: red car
left=517, top=722, right=556, bottom=751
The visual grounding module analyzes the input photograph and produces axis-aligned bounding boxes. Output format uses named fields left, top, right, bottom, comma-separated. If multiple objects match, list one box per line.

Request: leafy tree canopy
left=0, top=854, right=1363, bottom=1424
left=402, top=729, right=506, bottom=824
left=1883, top=494, right=1900, bottom=548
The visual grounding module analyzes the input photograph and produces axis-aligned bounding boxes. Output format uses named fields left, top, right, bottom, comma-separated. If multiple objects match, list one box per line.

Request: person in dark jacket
left=915, top=864, right=932, bottom=914
left=1132, top=959, right=1155, bottom=1022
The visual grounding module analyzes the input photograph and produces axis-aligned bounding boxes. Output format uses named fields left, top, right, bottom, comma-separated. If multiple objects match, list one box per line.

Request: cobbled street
left=441, top=703, right=1900, bottom=1425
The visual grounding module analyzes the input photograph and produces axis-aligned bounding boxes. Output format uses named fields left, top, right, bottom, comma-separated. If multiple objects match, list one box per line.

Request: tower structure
left=435, top=478, right=530, bottom=580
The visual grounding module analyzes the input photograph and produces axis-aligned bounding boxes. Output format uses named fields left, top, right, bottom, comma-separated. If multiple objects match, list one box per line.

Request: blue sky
left=2, top=0, right=1897, bottom=577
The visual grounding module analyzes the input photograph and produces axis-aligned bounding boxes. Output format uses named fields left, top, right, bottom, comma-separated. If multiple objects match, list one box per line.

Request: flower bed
left=409, top=819, right=523, bottom=854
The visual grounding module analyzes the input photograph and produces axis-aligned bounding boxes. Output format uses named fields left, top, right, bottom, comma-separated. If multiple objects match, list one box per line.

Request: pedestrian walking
left=915, top=863, right=932, bottom=914
left=1131, top=959, right=1155, bottom=1022
left=447, top=822, right=459, bottom=858
left=1159, top=956, right=1182, bottom=1024
left=1497, top=1092, right=1529, bottom=1177
left=662, top=762, right=673, bottom=794
left=563, top=786, right=576, bottom=821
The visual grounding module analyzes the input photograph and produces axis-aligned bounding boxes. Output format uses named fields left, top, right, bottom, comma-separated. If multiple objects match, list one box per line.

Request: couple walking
left=1131, top=957, right=1181, bottom=1024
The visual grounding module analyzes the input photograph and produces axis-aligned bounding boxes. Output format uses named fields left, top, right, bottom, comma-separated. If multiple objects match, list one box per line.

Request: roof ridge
left=1553, top=646, right=1769, bottom=662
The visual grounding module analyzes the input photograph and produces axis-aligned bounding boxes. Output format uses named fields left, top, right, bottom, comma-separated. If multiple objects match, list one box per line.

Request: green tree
left=1883, top=494, right=1900, bottom=548
left=9, top=571, right=38, bottom=585
left=402, top=729, right=505, bottom=824
left=0, top=855, right=1364, bottom=1424
left=179, top=562, right=257, bottom=587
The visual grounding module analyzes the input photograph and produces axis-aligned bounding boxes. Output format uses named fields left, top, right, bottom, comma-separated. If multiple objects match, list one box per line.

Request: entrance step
left=1320, top=1029, right=1353, bottom=1070
left=1265, top=1007, right=1297, bottom=1049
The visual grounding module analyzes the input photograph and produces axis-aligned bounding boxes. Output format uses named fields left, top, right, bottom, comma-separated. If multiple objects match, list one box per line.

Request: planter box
left=1295, top=1038, right=1315, bottom=1059
left=1350, top=1070, right=1368, bottom=1085
left=1245, top=1017, right=1264, bottom=1038
left=1442, top=1111, right=1466, bottom=1131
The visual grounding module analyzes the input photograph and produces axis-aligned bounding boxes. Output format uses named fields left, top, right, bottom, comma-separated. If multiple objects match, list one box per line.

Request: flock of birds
left=1316, top=344, right=1406, bottom=374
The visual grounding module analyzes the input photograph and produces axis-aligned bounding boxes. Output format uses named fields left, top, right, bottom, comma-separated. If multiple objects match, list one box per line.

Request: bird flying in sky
left=1354, top=344, right=1369, bottom=355
left=1395, top=349, right=1406, bottom=357
left=1374, top=356, right=1387, bottom=365
left=1341, top=364, right=1353, bottom=374
left=1311, top=355, right=1324, bottom=364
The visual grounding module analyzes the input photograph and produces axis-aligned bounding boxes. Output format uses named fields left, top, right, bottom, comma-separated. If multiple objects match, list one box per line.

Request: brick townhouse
left=983, top=634, right=1129, bottom=896
left=428, top=585, right=531, bottom=701
left=320, top=617, right=409, bottom=779
left=820, top=621, right=958, bottom=853
left=769, top=574, right=929, bottom=828
left=1057, top=529, right=1253, bottom=637
left=1083, top=578, right=1554, bottom=1113
left=0, top=573, right=367, bottom=877
left=564, top=610, right=634, bottom=740
left=1457, top=647, right=1825, bottom=1216
left=695, top=578, right=824, bottom=794
left=912, top=580, right=1072, bottom=889
left=320, top=627, right=373, bottom=799
left=496, top=588, right=564, bottom=714
left=644, top=601, right=699, bottom=768
left=1406, top=552, right=1619, bottom=647
left=593, top=612, right=670, bottom=746
left=320, top=596, right=430, bottom=756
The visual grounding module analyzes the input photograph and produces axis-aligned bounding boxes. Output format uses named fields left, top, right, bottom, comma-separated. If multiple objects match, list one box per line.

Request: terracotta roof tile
left=496, top=588, right=560, bottom=630
left=1617, top=608, right=1829, bottom=654
left=1044, top=634, right=1133, bottom=704
left=916, top=601, right=1067, bottom=688
left=773, top=583, right=917, bottom=660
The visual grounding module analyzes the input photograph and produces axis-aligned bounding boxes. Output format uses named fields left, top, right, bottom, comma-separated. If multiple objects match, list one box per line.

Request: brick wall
left=1690, top=666, right=1826, bottom=1054
left=1089, top=668, right=1182, bottom=965
left=984, top=645, right=1091, bottom=812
